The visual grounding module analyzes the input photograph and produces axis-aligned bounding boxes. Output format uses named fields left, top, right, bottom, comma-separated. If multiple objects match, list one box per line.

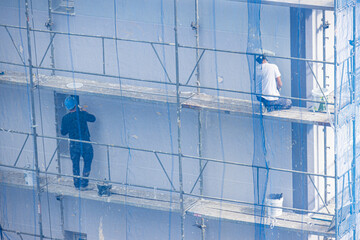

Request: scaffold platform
left=0, top=72, right=333, bottom=126
left=0, top=169, right=335, bottom=237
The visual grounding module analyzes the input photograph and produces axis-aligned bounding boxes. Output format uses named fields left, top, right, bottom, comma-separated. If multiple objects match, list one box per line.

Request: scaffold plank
left=182, top=93, right=333, bottom=126
left=187, top=199, right=335, bottom=237
left=0, top=169, right=335, bottom=237
left=0, top=72, right=333, bottom=126
left=230, top=0, right=334, bottom=11
left=0, top=169, right=193, bottom=213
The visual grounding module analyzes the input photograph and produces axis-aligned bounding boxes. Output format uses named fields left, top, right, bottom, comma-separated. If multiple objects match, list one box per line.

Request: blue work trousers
left=70, top=142, right=93, bottom=188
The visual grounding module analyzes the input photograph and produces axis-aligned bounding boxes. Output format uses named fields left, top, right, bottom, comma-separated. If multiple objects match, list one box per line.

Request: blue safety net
left=0, top=0, right=360, bottom=240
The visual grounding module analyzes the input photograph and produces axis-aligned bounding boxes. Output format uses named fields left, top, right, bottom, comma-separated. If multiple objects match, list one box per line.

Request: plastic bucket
left=266, top=193, right=283, bottom=217
left=312, top=88, right=329, bottom=112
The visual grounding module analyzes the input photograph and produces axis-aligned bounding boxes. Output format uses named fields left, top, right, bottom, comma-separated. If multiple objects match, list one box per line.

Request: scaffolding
left=0, top=0, right=358, bottom=239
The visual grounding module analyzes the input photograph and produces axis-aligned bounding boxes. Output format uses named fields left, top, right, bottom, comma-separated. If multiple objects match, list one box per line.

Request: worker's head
left=256, top=55, right=267, bottom=64
left=64, top=96, right=77, bottom=111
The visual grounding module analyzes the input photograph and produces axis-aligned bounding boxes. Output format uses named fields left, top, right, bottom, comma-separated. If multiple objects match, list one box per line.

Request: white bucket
left=266, top=193, right=283, bottom=217
left=312, top=88, right=330, bottom=112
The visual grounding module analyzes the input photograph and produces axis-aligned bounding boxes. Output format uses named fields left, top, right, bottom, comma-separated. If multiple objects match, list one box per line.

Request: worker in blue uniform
left=61, top=96, right=96, bottom=189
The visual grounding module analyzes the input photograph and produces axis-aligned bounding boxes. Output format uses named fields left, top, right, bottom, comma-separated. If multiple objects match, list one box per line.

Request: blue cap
left=64, top=96, right=77, bottom=110
left=256, top=55, right=267, bottom=64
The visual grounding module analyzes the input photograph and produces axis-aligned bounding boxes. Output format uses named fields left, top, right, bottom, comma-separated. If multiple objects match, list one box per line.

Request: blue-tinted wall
left=0, top=0, right=298, bottom=239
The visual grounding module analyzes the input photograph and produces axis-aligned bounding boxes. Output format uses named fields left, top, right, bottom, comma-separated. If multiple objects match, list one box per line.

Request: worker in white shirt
left=256, top=55, right=292, bottom=112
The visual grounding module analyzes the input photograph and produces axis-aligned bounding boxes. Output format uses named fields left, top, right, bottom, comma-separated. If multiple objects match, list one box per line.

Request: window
left=64, top=230, right=87, bottom=240
left=52, top=0, right=75, bottom=15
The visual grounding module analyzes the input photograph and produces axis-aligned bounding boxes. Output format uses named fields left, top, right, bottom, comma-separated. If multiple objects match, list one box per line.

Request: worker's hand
left=79, top=105, right=88, bottom=111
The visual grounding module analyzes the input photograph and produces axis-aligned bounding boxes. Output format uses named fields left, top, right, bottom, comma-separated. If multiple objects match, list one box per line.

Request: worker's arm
left=83, top=111, right=96, bottom=122
left=274, top=65, right=282, bottom=91
left=276, top=76, right=282, bottom=91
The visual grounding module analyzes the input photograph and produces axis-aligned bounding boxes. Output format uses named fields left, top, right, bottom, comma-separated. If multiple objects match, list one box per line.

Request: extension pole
left=173, top=0, right=185, bottom=239
left=25, top=0, right=44, bottom=239
left=194, top=0, right=206, bottom=239
left=47, top=0, right=55, bottom=75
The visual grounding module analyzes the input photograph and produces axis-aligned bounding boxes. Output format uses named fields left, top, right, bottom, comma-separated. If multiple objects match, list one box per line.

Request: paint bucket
left=312, top=88, right=330, bottom=112
left=97, top=182, right=112, bottom=197
left=24, top=165, right=35, bottom=186
left=266, top=193, right=283, bottom=217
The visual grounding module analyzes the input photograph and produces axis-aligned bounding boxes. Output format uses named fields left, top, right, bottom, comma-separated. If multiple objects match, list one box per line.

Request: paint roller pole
left=173, top=0, right=185, bottom=239
left=25, top=0, right=44, bottom=239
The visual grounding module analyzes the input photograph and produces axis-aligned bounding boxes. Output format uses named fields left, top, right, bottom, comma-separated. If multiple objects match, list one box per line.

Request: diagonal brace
left=13, top=134, right=30, bottom=167
left=190, top=159, right=209, bottom=194
left=39, top=33, right=57, bottom=68
left=5, top=26, right=25, bottom=65
left=150, top=43, right=173, bottom=83
left=46, top=143, right=60, bottom=171
left=154, top=152, right=176, bottom=191
left=308, top=174, right=330, bottom=214
left=185, top=49, right=205, bottom=85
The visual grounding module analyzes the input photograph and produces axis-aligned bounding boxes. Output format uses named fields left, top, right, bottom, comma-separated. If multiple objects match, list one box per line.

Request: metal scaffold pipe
left=173, top=0, right=185, bottom=239
left=24, top=0, right=44, bottom=239
left=351, top=4, right=357, bottom=239
left=193, top=0, right=206, bottom=239
left=333, top=2, right=338, bottom=239
left=46, top=0, right=55, bottom=75
left=322, top=9, right=328, bottom=206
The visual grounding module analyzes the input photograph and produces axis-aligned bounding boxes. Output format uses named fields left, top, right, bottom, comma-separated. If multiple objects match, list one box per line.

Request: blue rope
left=65, top=0, right=85, bottom=235
left=160, top=1, right=176, bottom=239
left=246, top=0, right=270, bottom=238
left=210, top=1, right=227, bottom=239
left=2, top=232, right=10, bottom=240
left=113, top=1, right=133, bottom=239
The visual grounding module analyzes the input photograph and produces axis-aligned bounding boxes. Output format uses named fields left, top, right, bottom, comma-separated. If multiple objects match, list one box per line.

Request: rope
left=159, top=0, right=176, bottom=239
left=65, top=0, right=85, bottom=235
left=113, top=1, right=133, bottom=239
left=210, top=1, right=227, bottom=239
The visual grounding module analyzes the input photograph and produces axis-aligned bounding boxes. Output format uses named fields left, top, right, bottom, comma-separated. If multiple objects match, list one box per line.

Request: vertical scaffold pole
left=322, top=10, right=328, bottom=205
left=25, top=0, right=44, bottom=239
left=351, top=4, right=356, bottom=239
left=195, top=0, right=206, bottom=239
left=194, top=0, right=206, bottom=238
left=47, top=0, right=55, bottom=75
left=173, top=0, right=185, bottom=239
left=333, top=1, right=338, bottom=238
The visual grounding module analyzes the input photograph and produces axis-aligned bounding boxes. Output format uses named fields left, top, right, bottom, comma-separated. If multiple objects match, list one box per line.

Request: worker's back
left=256, top=62, right=281, bottom=101
left=61, top=109, right=96, bottom=141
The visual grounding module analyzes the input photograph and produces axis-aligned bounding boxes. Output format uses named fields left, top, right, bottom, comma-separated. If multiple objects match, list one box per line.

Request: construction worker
left=61, top=96, right=96, bottom=189
left=256, top=55, right=292, bottom=112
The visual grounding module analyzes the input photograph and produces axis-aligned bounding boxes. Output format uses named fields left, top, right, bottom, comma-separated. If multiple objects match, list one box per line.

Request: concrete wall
left=0, top=0, right=313, bottom=239
left=0, top=186, right=303, bottom=240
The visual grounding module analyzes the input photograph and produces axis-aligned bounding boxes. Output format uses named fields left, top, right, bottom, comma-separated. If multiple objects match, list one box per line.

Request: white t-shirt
left=256, top=62, right=281, bottom=101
